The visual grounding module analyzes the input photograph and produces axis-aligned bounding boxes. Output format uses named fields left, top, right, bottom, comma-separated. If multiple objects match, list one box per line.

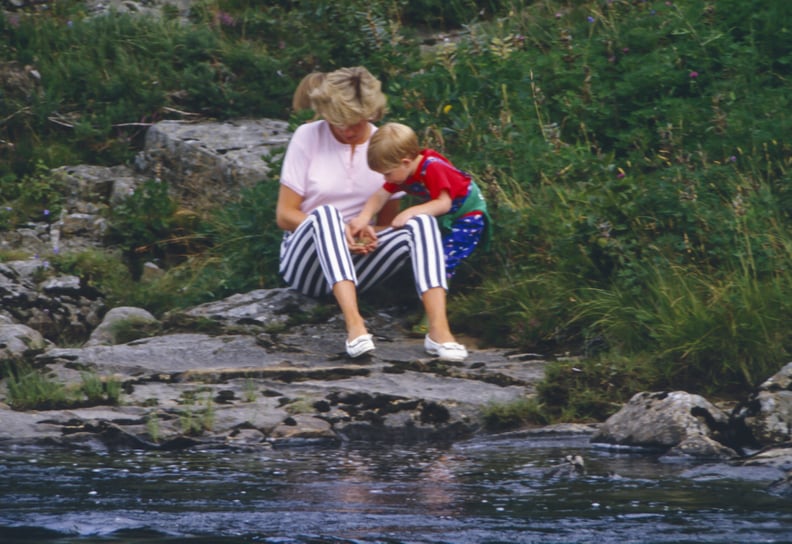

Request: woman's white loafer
left=346, top=334, right=375, bottom=358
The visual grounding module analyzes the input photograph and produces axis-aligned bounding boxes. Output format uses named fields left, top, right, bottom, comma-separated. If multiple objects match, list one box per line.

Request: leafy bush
left=0, top=160, right=65, bottom=228
left=106, top=179, right=180, bottom=278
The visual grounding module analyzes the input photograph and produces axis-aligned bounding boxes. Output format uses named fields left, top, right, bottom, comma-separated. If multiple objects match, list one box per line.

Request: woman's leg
left=333, top=280, right=368, bottom=341
left=355, top=215, right=458, bottom=345
left=280, top=205, right=367, bottom=342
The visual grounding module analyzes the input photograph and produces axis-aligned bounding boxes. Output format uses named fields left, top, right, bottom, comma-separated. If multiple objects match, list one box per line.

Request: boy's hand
left=391, top=209, right=417, bottom=228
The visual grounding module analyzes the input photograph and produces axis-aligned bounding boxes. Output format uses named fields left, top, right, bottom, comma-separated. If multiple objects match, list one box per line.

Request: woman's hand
left=346, top=220, right=378, bottom=254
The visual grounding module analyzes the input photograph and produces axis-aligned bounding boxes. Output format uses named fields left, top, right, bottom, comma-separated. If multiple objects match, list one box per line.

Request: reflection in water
left=0, top=434, right=791, bottom=543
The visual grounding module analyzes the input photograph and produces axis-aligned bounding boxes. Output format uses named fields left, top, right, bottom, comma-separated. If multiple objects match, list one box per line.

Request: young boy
left=348, top=122, right=490, bottom=283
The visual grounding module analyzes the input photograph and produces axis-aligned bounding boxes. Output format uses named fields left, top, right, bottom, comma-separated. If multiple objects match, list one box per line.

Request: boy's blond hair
left=309, top=66, right=387, bottom=126
left=292, top=72, right=326, bottom=112
left=367, top=122, right=421, bottom=173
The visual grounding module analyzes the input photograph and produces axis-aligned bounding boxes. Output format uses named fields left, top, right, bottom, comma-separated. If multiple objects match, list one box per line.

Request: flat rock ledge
left=0, top=288, right=547, bottom=452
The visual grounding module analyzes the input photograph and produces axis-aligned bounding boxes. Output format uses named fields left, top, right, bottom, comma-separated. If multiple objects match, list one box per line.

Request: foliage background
left=2, top=0, right=792, bottom=421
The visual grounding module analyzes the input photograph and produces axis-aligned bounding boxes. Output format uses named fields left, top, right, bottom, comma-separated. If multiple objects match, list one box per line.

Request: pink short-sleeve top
left=280, top=120, right=385, bottom=223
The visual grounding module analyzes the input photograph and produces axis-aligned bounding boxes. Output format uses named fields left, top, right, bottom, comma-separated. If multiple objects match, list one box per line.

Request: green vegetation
left=3, top=363, right=121, bottom=410
left=2, top=0, right=792, bottom=422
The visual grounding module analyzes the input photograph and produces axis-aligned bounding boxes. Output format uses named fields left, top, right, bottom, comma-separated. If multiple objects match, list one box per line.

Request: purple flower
left=43, top=209, right=50, bottom=216
left=729, top=155, right=737, bottom=162
left=689, top=71, right=699, bottom=79
left=215, top=11, right=235, bottom=27
left=587, top=16, right=595, bottom=23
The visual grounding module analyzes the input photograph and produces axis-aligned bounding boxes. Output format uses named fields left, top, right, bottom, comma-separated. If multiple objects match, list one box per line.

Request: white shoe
left=346, top=334, right=375, bottom=358
left=424, top=335, right=468, bottom=362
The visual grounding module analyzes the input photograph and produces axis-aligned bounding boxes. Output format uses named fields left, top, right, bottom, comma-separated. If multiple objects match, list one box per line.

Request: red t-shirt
left=382, top=149, right=470, bottom=203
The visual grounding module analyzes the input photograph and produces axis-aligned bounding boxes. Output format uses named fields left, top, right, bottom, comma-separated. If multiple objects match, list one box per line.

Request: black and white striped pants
left=279, top=205, right=448, bottom=298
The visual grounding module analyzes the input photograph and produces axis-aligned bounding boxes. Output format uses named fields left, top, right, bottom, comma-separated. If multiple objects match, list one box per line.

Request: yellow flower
left=443, top=104, right=452, bottom=114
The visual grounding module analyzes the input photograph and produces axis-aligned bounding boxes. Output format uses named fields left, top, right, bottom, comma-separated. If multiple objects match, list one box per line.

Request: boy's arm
left=350, top=188, right=391, bottom=228
left=347, top=188, right=392, bottom=246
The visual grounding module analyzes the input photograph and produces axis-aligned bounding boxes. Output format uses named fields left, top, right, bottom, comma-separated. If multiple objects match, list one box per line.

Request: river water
left=1, top=432, right=791, bottom=544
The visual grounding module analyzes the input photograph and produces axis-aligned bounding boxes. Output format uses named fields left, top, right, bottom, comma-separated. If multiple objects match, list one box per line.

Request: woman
left=276, top=66, right=468, bottom=362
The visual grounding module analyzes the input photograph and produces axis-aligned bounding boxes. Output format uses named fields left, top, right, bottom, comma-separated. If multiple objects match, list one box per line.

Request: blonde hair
left=309, top=66, right=387, bottom=126
left=291, top=71, right=326, bottom=112
left=367, top=122, right=421, bottom=173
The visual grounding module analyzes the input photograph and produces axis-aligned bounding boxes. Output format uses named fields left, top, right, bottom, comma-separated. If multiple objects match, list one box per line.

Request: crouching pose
left=276, top=66, right=468, bottom=362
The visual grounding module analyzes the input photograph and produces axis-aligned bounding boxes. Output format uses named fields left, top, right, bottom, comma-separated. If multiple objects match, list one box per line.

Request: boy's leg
left=442, top=213, right=486, bottom=280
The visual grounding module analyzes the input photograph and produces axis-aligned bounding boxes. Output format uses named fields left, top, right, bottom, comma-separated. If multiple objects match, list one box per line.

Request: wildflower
left=555, top=12, right=562, bottom=18
left=43, top=209, right=50, bottom=216
left=729, top=155, right=737, bottom=162
left=587, top=16, right=595, bottom=23
left=215, top=11, right=235, bottom=27
left=443, top=104, right=453, bottom=114
left=4, top=206, right=11, bottom=212
left=617, top=168, right=626, bottom=179
left=689, top=71, right=699, bottom=79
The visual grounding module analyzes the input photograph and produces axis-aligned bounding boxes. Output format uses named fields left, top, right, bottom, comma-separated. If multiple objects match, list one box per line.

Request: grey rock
left=0, top=322, right=50, bottom=361
left=733, top=362, right=792, bottom=447
left=591, top=391, right=731, bottom=452
left=84, top=306, right=160, bottom=346
left=134, top=119, right=291, bottom=207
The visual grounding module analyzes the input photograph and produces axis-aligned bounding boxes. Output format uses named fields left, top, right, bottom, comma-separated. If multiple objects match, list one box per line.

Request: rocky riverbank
left=0, top=115, right=790, bottom=497
left=1, top=284, right=553, bottom=450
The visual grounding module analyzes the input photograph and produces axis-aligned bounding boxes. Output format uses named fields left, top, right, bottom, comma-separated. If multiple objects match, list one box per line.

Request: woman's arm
left=275, top=185, right=308, bottom=232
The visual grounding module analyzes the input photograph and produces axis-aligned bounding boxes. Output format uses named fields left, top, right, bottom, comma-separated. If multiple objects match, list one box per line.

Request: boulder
left=133, top=119, right=291, bottom=207
left=84, top=306, right=160, bottom=346
left=0, top=322, right=51, bottom=361
left=591, top=391, right=737, bottom=458
left=732, top=362, right=792, bottom=447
